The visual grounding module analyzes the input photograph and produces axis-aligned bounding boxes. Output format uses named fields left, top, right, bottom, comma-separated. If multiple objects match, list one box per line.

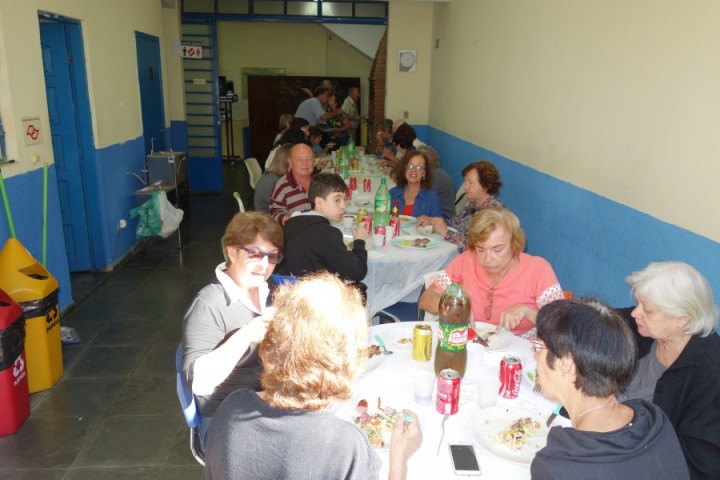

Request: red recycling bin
left=0, top=289, right=30, bottom=437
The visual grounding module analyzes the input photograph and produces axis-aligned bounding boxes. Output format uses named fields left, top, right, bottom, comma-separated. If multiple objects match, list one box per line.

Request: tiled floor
left=0, top=188, right=244, bottom=480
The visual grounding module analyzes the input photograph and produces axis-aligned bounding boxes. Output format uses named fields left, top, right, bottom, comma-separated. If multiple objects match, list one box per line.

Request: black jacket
left=279, top=213, right=367, bottom=282
left=617, top=307, right=720, bottom=480
left=531, top=399, right=689, bottom=479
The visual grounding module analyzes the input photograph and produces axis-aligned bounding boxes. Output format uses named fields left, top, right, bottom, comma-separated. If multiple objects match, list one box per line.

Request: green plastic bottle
left=373, top=177, right=391, bottom=227
left=434, top=274, right=471, bottom=378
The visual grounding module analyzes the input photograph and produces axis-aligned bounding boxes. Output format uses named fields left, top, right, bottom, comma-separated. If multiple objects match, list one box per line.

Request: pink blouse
left=434, top=252, right=563, bottom=334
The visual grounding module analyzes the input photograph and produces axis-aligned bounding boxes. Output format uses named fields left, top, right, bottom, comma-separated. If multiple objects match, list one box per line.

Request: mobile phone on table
left=448, top=442, right=482, bottom=476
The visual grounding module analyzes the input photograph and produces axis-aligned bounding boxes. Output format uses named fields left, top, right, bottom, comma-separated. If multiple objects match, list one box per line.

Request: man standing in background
left=341, top=87, right=362, bottom=142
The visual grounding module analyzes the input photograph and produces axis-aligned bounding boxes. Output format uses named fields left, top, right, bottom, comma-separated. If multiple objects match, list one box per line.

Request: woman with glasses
left=530, top=299, right=689, bottom=479
left=389, top=151, right=445, bottom=219
left=181, top=211, right=283, bottom=442
left=417, top=160, right=504, bottom=252
left=419, top=207, right=563, bottom=335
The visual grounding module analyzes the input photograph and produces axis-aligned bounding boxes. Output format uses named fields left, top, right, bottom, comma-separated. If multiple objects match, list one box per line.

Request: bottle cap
left=451, top=273, right=464, bottom=284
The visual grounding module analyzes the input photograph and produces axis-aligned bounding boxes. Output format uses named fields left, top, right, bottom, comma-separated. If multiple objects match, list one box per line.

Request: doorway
left=39, top=14, right=98, bottom=272
left=135, top=32, right=166, bottom=155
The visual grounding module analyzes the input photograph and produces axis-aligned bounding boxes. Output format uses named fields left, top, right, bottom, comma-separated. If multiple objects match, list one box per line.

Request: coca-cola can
left=345, top=186, right=352, bottom=200
left=499, top=355, right=523, bottom=399
left=374, top=225, right=386, bottom=245
left=349, top=176, right=357, bottom=190
left=436, top=368, right=461, bottom=415
left=361, top=216, right=372, bottom=235
left=389, top=217, right=400, bottom=238
left=363, top=178, right=372, bottom=192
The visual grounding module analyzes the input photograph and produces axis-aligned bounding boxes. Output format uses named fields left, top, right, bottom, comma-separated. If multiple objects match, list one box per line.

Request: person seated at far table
left=619, top=262, right=720, bottom=479
left=254, top=143, right=291, bottom=213
left=264, top=119, right=308, bottom=170
left=375, top=118, right=396, bottom=157
left=419, top=207, right=563, bottom=335
left=379, top=123, right=417, bottom=171
left=269, top=142, right=315, bottom=226
left=417, top=145, right=456, bottom=220
left=308, top=126, right=334, bottom=158
left=417, top=160, right=504, bottom=252
left=181, top=211, right=283, bottom=442
left=389, top=150, right=445, bottom=219
left=278, top=172, right=368, bottom=290
left=530, top=299, right=690, bottom=480
left=203, top=273, right=423, bottom=480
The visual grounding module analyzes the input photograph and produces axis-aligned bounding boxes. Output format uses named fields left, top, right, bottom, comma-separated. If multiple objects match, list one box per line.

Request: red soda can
left=363, top=178, right=371, bottom=192
left=361, top=216, right=372, bottom=235
left=345, top=186, right=352, bottom=200
left=349, top=176, right=357, bottom=190
left=436, top=368, right=461, bottom=415
left=389, top=217, right=400, bottom=238
left=374, top=225, right=386, bottom=245
left=499, top=355, right=523, bottom=399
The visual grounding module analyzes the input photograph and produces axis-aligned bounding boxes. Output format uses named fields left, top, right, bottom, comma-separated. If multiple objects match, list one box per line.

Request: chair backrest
left=233, top=191, right=245, bottom=212
left=455, top=184, right=469, bottom=216
left=175, top=344, right=200, bottom=428
left=245, top=157, right=262, bottom=189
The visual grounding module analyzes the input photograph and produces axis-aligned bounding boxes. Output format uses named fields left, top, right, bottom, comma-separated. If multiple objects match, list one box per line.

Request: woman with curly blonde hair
left=203, top=273, right=422, bottom=480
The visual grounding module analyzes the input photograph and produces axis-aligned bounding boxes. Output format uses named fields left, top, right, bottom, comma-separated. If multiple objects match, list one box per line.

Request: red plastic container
left=0, top=289, right=30, bottom=437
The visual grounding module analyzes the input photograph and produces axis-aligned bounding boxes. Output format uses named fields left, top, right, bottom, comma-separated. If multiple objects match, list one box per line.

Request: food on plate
left=412, top=237, right=431, bottom=248
left=396, top=337, right=413, bottom=345
left=367, top=344, right=382, bottom=358
left=494, top=417, right=543, bottom=452
left=399, top=215, right=415, bottom=225
left=353, top=398, right=395, bottom=448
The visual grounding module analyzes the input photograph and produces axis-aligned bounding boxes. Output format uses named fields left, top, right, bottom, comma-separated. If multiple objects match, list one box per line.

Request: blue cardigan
left=389, top=186, right=446, bottom=219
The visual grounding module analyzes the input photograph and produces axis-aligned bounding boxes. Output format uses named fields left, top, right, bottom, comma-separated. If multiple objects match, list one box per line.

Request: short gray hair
left=626, top=261, right=719, bottom=337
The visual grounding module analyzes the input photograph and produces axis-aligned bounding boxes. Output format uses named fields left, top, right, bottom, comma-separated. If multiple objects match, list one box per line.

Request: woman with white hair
left=621, top=261, right=720, bottom=480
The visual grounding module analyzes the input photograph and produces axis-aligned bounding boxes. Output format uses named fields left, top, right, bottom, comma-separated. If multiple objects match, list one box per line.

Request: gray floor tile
left=69, top=346, right=147, bottom=378
left=163, top=424, right=199, bottom=467
left=158, top=465, right=203, bottom=480
left=31, top=377, right=128, bottom=418
left=136, top=343, right=177, bottom=376
left=0, top=469, right=67, bottom=480
left=63, top=466, right=163, bottom=480
left=111, top=375, right=177, bottom=416
left=74, top=415, right=180, bottom=467
left=0, top=416, right=102, bottom=469
left=93, top=320, right=163, bottom=347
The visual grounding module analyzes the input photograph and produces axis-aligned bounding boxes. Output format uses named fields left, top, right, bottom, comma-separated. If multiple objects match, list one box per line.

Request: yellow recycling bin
left=0, top=238, right=62, bottom=393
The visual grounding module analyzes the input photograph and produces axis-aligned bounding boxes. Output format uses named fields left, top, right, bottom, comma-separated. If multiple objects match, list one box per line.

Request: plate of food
left=391, top=235, right=441, bottom=249
left=472, top=406, right=552, bottom=464
left=384, top=325, right=416, bottom=350
left=471, top=322, right=513, bottom=351
left=398, top=215, right=417, bottom=225
left=362, top=344, right=384, bottom=375
left=339, top=398, right=400, bottom=449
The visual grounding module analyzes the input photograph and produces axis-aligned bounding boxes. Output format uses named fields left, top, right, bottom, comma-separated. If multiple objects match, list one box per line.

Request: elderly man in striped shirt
left=269, top=142, right=314, bottom=225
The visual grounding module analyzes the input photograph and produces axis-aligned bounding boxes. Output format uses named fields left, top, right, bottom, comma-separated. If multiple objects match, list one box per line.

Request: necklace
left=574, top=400, right=618, bottom=425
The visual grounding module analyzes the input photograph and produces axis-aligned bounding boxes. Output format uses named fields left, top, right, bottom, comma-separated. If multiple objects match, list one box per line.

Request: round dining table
left=339, top=321, right=568, bottom=479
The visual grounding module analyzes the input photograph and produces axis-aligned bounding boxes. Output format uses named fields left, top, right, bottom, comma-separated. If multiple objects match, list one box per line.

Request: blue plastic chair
left=175, top=344, right=205, bottom=466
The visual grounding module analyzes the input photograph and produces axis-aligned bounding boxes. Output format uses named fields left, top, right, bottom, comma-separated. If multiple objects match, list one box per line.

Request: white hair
left=626, top=261, right=719, bottom=337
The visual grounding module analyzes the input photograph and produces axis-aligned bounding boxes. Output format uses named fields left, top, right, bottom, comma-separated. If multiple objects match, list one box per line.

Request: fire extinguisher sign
left=180, top=41, right=203, bottom=59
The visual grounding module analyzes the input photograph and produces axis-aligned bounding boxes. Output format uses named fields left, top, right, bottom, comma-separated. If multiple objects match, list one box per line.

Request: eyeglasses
left=530, top=340, right=547, bottom=354
left=236, top=245, right=284, bottom=264
left=484, top=287, right=495, bottom=322
left=407, top=164, right=426, bottom=171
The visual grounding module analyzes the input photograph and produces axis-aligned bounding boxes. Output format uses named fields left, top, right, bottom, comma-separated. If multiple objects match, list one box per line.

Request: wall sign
left=22, top=116, right=42, bottom=146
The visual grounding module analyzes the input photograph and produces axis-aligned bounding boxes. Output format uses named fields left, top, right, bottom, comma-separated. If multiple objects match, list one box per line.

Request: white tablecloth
left=344, top=322, right=567, bottom=480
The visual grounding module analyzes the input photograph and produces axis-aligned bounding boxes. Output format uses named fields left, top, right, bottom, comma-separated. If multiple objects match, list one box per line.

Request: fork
left=436, top=414, right=449, bottom=456
left=374, top=335, right=393, bottom=355
left=381, top=406, right=414, bottom=426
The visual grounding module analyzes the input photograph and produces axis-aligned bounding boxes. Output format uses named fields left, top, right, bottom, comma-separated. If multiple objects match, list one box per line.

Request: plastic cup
left=413, top=371, right=436, bottom=405
left=373, top=234, right=385, bottom=250
left=343, top=215, right=354, bottom=230
left=477, top=374, right=501, bottom=408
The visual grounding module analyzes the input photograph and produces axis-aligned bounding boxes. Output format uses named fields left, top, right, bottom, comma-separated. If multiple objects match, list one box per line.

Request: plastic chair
left=233, top=191, right=245, bottom=212
left=175, top=344, right=205, bottom=466
left=244, top=157, right=262, bottom=190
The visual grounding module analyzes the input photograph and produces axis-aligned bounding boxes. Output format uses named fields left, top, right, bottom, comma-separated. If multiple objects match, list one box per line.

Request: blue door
left=135, top=33, right=166, bottom=155
left=40, top=22, right=92, bottom=271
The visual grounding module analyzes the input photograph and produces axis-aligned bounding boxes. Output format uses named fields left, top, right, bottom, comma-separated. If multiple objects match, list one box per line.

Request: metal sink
left=146, top=151, right=187, bottom=186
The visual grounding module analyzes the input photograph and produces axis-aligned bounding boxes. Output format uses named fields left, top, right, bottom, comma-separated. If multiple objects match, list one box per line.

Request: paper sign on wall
left=181, top=41, right=203, bottom=59
left=22, top=116, right=42, bottom=146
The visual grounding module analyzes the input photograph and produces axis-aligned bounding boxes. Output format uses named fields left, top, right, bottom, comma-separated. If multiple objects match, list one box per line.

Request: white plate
left=391, top=235, right=441, bottom=249
left=398, top=215, right=417, bottom=225
left=472, top=406, right=552, bottom=464
left=472, top=322, right=513, bottom=351
left=336, top=398, right=403, bottom=450
left=384, top=325, right=415, bottom=350
left=523, top=357, right=538, bottom=388
left=362, top=348, right=384, bottom=375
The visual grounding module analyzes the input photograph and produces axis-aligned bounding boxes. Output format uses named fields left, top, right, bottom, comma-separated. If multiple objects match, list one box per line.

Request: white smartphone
left=449, top=442, right=482, bottom=476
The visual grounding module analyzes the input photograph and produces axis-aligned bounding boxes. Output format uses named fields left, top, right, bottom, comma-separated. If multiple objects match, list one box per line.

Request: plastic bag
left=130, top=190, right=184, bottom=239
left=156, top=190, right=184, bottom=238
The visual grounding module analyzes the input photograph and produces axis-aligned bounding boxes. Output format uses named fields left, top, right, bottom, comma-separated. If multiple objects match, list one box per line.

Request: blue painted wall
left=423, top=126, right=720, bottom=308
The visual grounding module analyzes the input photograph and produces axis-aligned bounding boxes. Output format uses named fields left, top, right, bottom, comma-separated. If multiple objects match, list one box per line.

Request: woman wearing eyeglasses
left=389, top=151, right=445, bottom=219
left=181, top=211, right=283, bottom=442
left=530, top=299, right=689, bottom=479
left=419, top=207, right=563, bottom=335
